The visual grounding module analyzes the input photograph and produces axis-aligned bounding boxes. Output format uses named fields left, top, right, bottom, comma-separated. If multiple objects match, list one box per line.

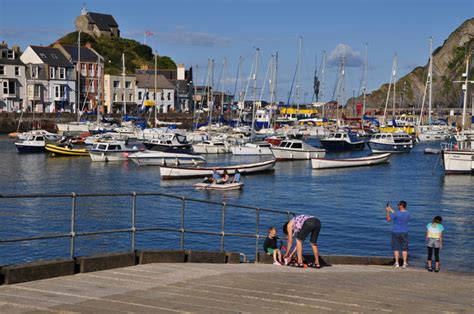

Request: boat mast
left=362, top=43, right=368, bottom=119
left=96, top=55, right=101, bottom=124
left=383, top=55, right=396, bottom=124
left=461, top=52, right=471, bottom=131
left=321, top=50, right=326, bottom=118
left=221, top=58, right=226, bottom=118
left=274, top=51, right=278, bottom=128
left=296, top=36, right=302, bottom=114
left=337, top=57, right=346, bottom=126
left=392, top=54, right=398, bottom=119
left=77, top=31, right=81, bottom=122
left=154, top=51, right=158, bottom=127
left=122, top=53, right=126, bottom=115
left=207, top=59, right=213, bottom=130
left=428, top=36, right=433, bottom=125
left=250, top=48, right=259, bottom=141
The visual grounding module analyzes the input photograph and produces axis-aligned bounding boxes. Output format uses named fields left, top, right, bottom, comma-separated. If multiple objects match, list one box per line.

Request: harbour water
left=0, top=136, right=472, bottom=272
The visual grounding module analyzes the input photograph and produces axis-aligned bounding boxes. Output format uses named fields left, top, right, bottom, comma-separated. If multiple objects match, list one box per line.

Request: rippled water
left=0, top=136, right=472, bottom=272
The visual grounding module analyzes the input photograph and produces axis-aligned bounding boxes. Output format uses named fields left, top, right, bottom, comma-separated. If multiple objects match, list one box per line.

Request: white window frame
left=54, top=85, right=65, bottom=99
left=59, top=67, right=66, bottom=79
left=0, top=65, right=4, bottom=75
left=15, top=66, right=20, bottom=76
left=31, top=65, right=38, bottom=78
left=49, top=67, right=55, bottom=79
left=2, top=81, right=8, bottom=95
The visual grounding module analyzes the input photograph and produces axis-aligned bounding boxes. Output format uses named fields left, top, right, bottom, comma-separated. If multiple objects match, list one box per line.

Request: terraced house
left=20, top=46, right=76, bottom=113
left=0, top=42, right=26, bottom=112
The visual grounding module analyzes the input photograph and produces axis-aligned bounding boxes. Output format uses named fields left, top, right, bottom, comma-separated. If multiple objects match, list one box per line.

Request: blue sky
left=1, top=0, right=472, bottom=103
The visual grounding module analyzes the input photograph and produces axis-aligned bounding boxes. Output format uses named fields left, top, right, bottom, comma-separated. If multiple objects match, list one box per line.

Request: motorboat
left=84, top=133, right=128, bottom=146
left=128, top=150, right=206, bottom=166
left=142, top=133, right=194, bottom=154
left=45, top=143, right=89, bottom=156
left=15, top=135, right=47, bottom=153
left=320, top=131, right=366, bottom=152
left=14, top=129, right=59, bottom=141
left=194, top=182, right=244, bottom=191
left=192, top=140, right=230, bottom=154
left=368, top=132, right=413, bottom=153
left=230, top=142, right=274, bottom=156
left=159, top=159, right=276, bottom=179
left=271, top=139, right=326, bottom=160
left=311, top=153, right=391, bottom=169
left=89, top=141, right=140, bottom=162
left=441, top=140, right=474, bottom=174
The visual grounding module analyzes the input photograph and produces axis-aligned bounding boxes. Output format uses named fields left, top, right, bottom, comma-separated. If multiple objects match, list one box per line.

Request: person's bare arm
left=284, top=221, right=293, bottom=257
left=386, top=206, right=393, bottom=222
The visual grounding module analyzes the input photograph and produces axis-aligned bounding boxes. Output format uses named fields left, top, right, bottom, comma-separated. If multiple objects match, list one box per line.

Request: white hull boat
left=89, top=142, right=139, bottom=162
left=230, top=142, right=273, bottom=156
left=194, top=182, right=243, bottom=191
left=442, top=142, right=474, bottom=174
left=271, top=139, right=326, bottom=160
left=56, top=122, right=89, bottom=134
left=129, top=151, right=206, bottom=166
left=159, top=159, right=276, bottom=179
left=192, top=141, right=230, bottom=154
left=311, top=153, right=391, bottom=169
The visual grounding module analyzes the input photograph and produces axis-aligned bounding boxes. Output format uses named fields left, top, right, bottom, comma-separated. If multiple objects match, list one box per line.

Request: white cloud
left=155, top=27, right=230, bottom=47
left=327, top=44, right=364, bottom=68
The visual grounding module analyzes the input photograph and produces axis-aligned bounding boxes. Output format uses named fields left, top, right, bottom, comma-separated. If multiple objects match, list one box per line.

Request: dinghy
left=311, top=153, right=391, bottom=169
left=45, top=144, right=89, bottom=156
left=159, top=159, right=276, bottom=179
left=194, top=182, right=244, bottom=191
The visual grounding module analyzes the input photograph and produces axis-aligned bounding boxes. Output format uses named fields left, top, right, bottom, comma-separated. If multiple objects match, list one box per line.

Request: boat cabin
left=278, top=140, right=304, bottom=150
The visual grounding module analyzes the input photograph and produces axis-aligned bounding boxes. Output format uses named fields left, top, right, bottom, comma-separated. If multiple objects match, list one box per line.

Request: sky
left=1, top=0, right=472, bottom=104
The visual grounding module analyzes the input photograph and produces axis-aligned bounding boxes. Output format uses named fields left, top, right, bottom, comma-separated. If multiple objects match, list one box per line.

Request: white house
left=20, top=46, right=76, bottom=113
left=135, top=73, right=175, bottom=113
left=0, top=42, right=26, bottom=112
left=103, top=74, right=137, bottom=114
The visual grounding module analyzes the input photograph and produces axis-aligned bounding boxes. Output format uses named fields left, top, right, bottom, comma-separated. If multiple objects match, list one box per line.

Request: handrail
left=0, top=191, right=295, bottom=263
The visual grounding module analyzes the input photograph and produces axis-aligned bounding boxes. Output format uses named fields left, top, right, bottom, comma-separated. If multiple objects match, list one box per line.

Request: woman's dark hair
left=283, top=222, right=289, bottom=235
left=433, top=216, right=443, bottom=224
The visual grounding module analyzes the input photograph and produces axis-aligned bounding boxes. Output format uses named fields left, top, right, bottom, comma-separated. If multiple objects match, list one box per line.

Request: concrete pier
left=0, top=263, right=471, bottom=313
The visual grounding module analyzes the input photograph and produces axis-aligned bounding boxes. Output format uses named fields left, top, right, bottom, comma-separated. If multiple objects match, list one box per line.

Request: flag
left=144, top=31, right=154, bottom=36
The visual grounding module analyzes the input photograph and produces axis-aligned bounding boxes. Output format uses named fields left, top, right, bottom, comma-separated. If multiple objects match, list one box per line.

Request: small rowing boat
left=194, top=182, right=244, bottom=191
left=159, top=159, right=276, bottom=180
left=45, top=144, right=89, bottom=157
left=311, top=153, right=391, bottom=170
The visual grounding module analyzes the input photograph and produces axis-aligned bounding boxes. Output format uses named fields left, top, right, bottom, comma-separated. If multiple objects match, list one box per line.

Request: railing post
left=255, top=207, right=260, bottom=263
left=220, top=202, right=226, bottom=252
left=180, top=197, right=185, bottom=250
left=70, top=192, right=77, bottom=259
left=131, top=192, right=137, bottom=252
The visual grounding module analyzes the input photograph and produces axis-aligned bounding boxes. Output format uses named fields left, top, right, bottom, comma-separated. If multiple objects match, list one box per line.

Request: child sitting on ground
left=263, top=227, right=283, bottom=265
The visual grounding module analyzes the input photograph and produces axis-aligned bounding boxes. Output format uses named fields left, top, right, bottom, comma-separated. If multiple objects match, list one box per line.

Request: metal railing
left=0, top=192, right=294, bottom=262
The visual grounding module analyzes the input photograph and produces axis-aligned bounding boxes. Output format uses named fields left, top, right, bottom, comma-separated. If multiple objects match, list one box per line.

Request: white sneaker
left=273, top=261, right=281, bottom=266
left=394, top=263, right=400, bottom=268
left=402, top=263, right=408, bottom=269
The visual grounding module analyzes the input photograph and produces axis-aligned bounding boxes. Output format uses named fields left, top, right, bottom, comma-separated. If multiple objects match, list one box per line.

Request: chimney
left=177, top=64, right=185, bottom=81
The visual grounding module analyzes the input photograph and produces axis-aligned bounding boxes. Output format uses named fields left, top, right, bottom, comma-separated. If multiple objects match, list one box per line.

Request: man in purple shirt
left=386, top=201, right=410, bottom=269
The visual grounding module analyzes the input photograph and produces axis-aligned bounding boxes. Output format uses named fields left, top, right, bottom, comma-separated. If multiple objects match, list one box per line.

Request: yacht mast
left=428, top=36, right=433, bottom=125
left=207, top=59, right=214, bottom=130
left=122, top=53, right=126, bottom=114
left=392, top=54, right=398, bottom=119
left=383, top=55, right=397, bottom=124
left=362, top=43, right=368, bottom=119
left=220, top=58, right=226, bottom=117
left=77, top=32, right=81, bottom=122
left=461, top=52, right=471, bottom=130
left=154, top=52, right=158, bottom=127
left=321, top=50, right=326, bottom=118
left=250, top=48, right=260, bottom=140
left=296, top=36, right=302, bottom=113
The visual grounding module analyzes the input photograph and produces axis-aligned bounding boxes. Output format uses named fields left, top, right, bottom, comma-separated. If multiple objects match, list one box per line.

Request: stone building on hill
left=75, top=7, right=120, bottom=38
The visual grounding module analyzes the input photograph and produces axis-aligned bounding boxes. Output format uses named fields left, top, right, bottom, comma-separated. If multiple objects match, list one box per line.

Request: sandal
left=292, top=263, right=304, bottom=268
left=434, top=268, right=440, bottom=273
left=427, top=267, right=433, bottom=272
left=308, top=263, right=321, bottom=269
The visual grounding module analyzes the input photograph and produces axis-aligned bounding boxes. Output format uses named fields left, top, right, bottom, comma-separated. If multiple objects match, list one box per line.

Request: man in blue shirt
left=386, top=201, right=410, bottom=269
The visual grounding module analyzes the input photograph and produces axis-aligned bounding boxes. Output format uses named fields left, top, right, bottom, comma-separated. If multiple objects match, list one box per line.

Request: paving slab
left=0, top=263, right=470, bottom=313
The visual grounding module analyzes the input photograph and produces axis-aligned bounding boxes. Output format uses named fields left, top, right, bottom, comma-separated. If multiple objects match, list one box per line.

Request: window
left=7, top=50, right=15, bottom=59
left=291, top=142, right=303, bottom=149
left=113, top=93, right=118, bottom=102
left=51, top=53, right=58, bottom=59
left=81, top=64, right=86, bottom=76
left=138, top=91, right=142, bottom=100
left=49, top=67, right=55, bottom=79
left=113, top=81, right=120, bottom=88
left=167, top=92, right=171, bottom=101
left=2, top=81, right=7, bottom=94
left=54, top=85, right=65, bottom=99
left=8, top=81, right=15, bottom=95
left=125, top=81, right=131, bottom=88
left=39, top=53, right=47, bottom=59
left=15, top=66, right=20, bottom=76
left=145, top=92, right=149, bottom=100
left=59, top=67, right=66, bottom=79
left=121, top=94, right=124, bottom=101
left=0, top=65, right=4, bottom=75
left=30, top=66, right=38, bottom=78
left=129, top=94, right=133, bottom=102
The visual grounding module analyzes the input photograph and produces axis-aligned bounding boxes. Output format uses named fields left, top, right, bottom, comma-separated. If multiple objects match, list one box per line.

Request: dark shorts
left=391, top=233, right=409, bottom=251
left=296, top=218, right=321, bottom=244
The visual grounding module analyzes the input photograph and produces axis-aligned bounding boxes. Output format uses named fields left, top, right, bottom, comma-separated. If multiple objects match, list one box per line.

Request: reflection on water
left=0, top=136, right=472, bottom=272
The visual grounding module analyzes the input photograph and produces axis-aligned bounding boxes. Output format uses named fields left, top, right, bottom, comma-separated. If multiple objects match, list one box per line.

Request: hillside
left=53, top=32, right=176, bottom=75
left=350, top=18, right=474, bottom=110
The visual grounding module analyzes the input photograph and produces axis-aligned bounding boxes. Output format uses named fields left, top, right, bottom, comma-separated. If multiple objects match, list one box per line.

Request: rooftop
left=29, top=46, right=73, bottom=68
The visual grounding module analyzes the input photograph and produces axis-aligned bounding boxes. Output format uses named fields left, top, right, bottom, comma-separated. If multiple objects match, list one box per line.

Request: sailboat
left=417, top=37, right=451, bottom=141
left=441, top=52, right=474, bottom=174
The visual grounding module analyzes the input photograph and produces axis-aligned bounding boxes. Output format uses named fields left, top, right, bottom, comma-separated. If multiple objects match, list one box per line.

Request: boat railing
left=0, top=192, right=295, bottom=263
